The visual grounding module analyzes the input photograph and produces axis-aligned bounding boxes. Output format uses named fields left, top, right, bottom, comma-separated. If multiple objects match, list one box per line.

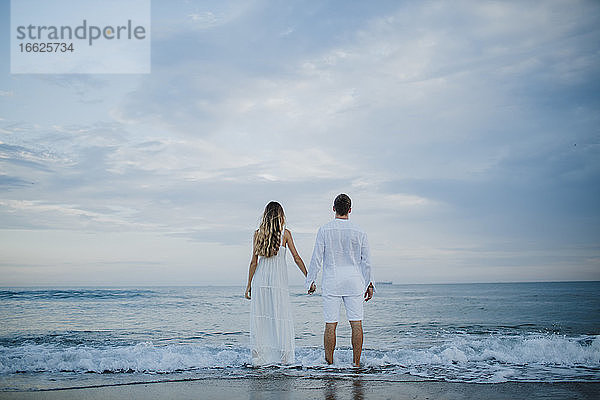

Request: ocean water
left=0, top=282, right=599, bottom=390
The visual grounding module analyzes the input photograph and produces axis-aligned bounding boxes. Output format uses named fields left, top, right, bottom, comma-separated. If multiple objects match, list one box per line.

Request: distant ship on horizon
left=376, top=281, right=393, bottom=285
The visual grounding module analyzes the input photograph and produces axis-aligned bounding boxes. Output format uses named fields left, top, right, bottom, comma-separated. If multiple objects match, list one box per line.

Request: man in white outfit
left=306, top=194, right=374, bottom=367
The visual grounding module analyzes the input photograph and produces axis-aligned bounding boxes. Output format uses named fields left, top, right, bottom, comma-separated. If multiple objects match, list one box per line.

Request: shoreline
left=1, top=376, right=599, bottom=400
left=2, top=280, right=599, bottom=288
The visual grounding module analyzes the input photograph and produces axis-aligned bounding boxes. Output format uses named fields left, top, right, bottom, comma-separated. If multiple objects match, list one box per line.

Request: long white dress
left=250, top=237, right=295, bottom=366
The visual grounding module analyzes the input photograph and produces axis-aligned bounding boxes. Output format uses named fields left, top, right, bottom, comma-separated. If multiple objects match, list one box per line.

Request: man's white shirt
left=305, top=218, right=374, bottom=296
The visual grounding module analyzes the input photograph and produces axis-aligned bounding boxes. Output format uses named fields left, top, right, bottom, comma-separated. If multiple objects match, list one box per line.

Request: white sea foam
left=0, top=342, right=248, bottom=374
left=1, top=334, right=599, bottom=382
left=361, top=333, right=600, bottom=382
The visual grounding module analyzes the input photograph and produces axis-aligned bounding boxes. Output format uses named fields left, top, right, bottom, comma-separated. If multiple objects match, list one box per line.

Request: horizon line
left=1, top=279, right=599, bottom=288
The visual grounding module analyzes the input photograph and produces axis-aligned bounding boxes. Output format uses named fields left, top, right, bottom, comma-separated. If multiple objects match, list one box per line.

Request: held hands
left=307, top=282, right=372, bottom=299
left=364, top=283, right=374, bottom=302
left=245, top=285, right=251, bottom=300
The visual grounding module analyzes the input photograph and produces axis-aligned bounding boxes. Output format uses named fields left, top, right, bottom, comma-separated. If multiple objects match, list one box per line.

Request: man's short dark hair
left=334, top=194, right=351, bottom=216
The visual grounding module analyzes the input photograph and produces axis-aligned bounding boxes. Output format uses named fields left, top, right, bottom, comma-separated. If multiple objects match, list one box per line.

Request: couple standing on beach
left=245, top=194, right=375, bottom=367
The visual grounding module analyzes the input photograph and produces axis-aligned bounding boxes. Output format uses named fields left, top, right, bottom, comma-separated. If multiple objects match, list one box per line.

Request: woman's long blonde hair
left=254, top=201, right=285, bottom=258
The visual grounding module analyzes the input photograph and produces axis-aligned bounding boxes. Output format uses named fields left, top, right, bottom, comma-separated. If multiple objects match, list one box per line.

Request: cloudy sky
left=1, top=0, right=599, bottom=286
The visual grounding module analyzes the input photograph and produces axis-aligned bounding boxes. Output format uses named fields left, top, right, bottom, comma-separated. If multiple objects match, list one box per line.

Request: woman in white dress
left=245, top=201, right=307, bottom=366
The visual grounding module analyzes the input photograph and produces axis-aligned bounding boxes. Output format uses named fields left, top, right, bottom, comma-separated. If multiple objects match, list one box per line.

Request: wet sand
left=1, top=376, right=598, bottom=400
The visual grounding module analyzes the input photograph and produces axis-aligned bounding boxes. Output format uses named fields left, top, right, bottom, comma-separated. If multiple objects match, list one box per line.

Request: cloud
left=0, top=174, right=32, bottom=188
left=0, top=0, right=598, bottom=285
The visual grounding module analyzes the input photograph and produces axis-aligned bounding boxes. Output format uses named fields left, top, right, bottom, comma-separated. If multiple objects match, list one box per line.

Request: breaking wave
left=1, top=333, right=599, bottom=383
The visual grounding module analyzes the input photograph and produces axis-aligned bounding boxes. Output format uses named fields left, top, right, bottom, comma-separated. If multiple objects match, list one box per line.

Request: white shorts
left=323, top=294, right=364, bottom=323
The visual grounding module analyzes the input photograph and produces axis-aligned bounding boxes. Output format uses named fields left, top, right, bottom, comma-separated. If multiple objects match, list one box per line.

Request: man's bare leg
left=350, top=320, right=363, bottom=367
left=324, top=322, right=337, bottom=364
